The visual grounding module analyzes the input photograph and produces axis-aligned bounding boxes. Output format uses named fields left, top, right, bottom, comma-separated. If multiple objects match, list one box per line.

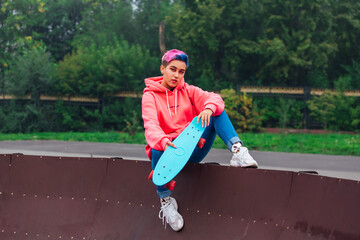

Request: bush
left=220, top=89, right=263, bottom=132
left=101, top=97, right=143, bottom=133
left=307, top=91, right=336, bottom=130
left=331, top=94, right=359, bottom=131
left=53, top=101, right=91, bottom=131
left=307, top=91, right=359, bottom=131
left=0, top=101, right=61, bottom=133
left=253, top=96, right=305, bottom=129
left=53, top=97, right=143, bottom=132
left=0, top=96, right=143, bottom=133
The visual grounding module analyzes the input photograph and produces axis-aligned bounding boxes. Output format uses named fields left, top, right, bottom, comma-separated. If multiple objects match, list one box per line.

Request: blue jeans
left=151, top=110, right=242, bottom=198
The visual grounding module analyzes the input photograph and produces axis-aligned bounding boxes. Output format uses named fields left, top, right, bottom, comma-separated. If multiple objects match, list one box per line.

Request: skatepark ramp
left=0, top=154, right=359, bottom=240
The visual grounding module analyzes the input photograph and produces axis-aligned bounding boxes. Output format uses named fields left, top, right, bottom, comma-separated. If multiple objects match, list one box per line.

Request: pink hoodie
left=142, top=76, right=224, bottom=159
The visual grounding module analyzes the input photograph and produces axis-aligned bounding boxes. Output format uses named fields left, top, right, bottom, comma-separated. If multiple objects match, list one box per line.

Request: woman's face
left=160, top=60, right=187, bottom=90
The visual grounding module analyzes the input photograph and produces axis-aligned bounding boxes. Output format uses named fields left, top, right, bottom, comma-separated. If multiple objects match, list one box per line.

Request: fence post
left=236, top=83, right=241, bottom=93
left=303, top=86, right=311, bottom=129
left=98, top=97, right=103, bottom=114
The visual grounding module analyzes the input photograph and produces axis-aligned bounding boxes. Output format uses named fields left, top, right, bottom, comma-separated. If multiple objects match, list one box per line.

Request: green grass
left=0, top=131, right=359, bottom=156
left=213, top=133, right=359, bottom=156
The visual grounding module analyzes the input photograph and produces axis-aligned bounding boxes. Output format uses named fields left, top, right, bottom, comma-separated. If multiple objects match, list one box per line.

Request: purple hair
left=161, top=49, right=189, bottom=67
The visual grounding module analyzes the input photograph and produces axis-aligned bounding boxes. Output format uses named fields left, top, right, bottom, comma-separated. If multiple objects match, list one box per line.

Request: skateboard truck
left=148, top=170, right=176, bottom=191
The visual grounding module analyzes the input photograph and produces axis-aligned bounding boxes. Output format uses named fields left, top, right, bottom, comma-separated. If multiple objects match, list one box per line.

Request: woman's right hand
left=165, top=141, right=177, bottom=151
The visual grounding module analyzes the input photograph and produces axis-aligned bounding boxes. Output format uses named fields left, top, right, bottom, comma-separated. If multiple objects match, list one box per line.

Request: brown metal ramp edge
left=0, top=154, right=359, bottom=240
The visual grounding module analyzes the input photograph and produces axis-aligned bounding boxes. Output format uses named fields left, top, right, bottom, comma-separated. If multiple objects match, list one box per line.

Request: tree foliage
left=307, top=91, right=358, bottom=131
left=0, top=0, right=359, bottom=133
left=166, top=0, right=234, bottom=89
left=72, top=0, right=134, bottom=48
left=167, top=0, right=341, bottom=88
left=2, top=0, right=360, bottom=90
left=329, top=0, right=360, bottom=83
left=5, top=45, right=55, bottom=102
left=55, top=37, right=158, bottom=97
left=221, top=89, right=263, bottom=132
left=133, top=0, right=175, bottom=54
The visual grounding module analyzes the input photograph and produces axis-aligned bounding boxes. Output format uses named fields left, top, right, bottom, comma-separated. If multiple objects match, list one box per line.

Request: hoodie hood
left=143, top=76, right=185, bottom=93
left=143, top=76, right=185, bottom=118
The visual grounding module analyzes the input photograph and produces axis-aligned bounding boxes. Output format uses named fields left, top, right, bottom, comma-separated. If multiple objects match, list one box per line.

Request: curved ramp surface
left=0, top=154, right=359, bottom=240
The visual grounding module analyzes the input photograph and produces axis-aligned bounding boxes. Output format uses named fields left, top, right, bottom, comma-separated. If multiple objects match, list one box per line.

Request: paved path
left=0, top=140, right=359, bottom=181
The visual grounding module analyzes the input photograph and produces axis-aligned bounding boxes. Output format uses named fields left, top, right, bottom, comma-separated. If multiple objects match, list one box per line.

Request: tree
left=166, top=0, right=226, bottom=89
left=5, top=45, right=55, bottom=104
left=133, top=0, right=175, bottom=55
left=166, top=0, right=340, bottom=89
left=328, top=0, right=360, bottom=87
left=0, top=0, right=46, bottom=93
left=39, top=0, right=85, bottom=61
left=55, top=37, right=157, bottom=98
left=72, top=0, right=135, bottom=49
left=338, top=60, right=360, bottom=90
left=0, top=0, right=85, bottom=74
left=239, top=0, right=337, bottom=87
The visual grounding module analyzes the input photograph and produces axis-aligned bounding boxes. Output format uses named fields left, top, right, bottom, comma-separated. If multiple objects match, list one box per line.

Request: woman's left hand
left=197, top=108, right=213, bottom=127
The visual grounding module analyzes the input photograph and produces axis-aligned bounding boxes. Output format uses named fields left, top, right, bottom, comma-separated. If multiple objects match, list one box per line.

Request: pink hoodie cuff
left=204, top=104, right=217, bottom=115
left=161, top=138, right=170, bottom=151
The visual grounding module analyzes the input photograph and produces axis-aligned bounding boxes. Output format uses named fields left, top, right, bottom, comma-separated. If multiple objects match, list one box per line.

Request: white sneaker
left=230, top=143, right=258, bottom=168
left=159, top=197, right=184, bottom=231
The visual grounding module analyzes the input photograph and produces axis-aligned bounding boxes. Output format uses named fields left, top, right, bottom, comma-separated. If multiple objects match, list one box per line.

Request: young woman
left=142, top=49, right=258, bottom=231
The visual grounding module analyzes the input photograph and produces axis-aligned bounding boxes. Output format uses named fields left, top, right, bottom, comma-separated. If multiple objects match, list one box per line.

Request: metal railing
left=1, top=87, right=359, bottom=102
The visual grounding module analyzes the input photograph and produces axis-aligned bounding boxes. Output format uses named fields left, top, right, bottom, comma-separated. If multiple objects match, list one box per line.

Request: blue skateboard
left=148, top=117, right=206, bottom=189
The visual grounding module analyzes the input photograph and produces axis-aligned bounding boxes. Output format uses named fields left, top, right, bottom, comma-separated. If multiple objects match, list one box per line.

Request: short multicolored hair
left=161, top=49, right=189, bottom=67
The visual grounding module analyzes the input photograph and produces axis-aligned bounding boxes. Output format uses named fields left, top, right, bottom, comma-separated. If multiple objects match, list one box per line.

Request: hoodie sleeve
left=142, top=92, right=171, bottom=151
left=186, top=84, right=224, bottom=116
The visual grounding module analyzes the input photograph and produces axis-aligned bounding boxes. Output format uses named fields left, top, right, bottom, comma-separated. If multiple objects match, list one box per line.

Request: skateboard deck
left=152, top=117, right=205, bottom=186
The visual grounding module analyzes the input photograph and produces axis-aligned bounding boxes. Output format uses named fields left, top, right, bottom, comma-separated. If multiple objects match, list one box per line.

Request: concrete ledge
left=0, top=154, right=359, bottom=239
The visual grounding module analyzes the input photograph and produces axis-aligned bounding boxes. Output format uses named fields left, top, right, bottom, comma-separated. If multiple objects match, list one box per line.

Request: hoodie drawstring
left=166, top=90, right=172, bottom=118
left=165, top=89, right=178, bottom=118
left=175, top=90, right=177, bottom=115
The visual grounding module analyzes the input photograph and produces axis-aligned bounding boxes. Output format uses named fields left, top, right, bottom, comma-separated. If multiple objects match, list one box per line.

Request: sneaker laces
left=231, top=145, right=252, bottom=163
left=236, top=147, right=250, bottom=161
left=232, top=143, right=247, bottom=158
left=159, top=198, right=176, bottom=229
left=231, top=142, right=242, bottom=153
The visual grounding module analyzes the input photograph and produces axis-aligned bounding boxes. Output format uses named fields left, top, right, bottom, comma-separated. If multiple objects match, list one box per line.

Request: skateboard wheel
left=148, top=170, right=154, bottom=180
left=164, top=180, right=176, bottom=191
